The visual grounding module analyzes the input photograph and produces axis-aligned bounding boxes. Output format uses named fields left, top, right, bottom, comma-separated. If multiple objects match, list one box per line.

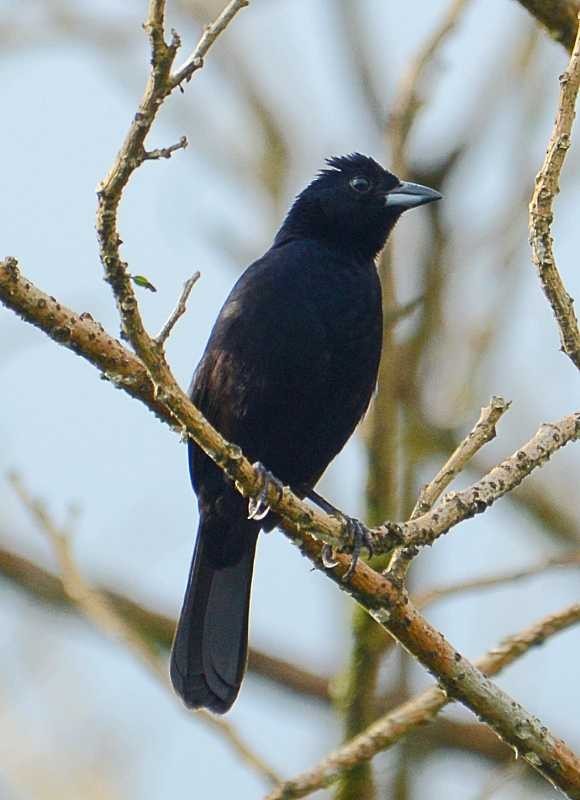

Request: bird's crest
left=322, top=153, right=387, bottom=180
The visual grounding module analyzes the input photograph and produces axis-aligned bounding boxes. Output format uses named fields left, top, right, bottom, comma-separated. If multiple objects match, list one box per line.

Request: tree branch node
left=144, top=135, right=188, bottom=161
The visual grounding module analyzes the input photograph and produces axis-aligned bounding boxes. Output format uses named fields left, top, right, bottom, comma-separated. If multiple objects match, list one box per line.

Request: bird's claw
left=341, top=516, right=374, bottom=582
left=321, top=543, right=340, bottom=569
left=247, top=462, right=274, bottom=521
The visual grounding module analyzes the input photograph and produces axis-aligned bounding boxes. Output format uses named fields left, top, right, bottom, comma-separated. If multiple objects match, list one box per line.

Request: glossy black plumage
left=170, top=154, right=441, bottom=712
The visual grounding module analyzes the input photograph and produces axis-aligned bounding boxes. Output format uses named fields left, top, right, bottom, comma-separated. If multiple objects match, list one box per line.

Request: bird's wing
left=189, top=249, right=333, bottom=490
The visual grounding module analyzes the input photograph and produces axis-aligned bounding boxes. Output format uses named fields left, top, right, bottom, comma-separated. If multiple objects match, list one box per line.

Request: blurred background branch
left=8, top=473, right=280, bottom=788
left=1, top=1, right=579, bottom=798
left=515, top=0, right=580, bottom=51
left=337, top=5, right=471, bottom=796
left=0, top=543, right=332, bottom=702
left=268, top=602, right=580, bottom=800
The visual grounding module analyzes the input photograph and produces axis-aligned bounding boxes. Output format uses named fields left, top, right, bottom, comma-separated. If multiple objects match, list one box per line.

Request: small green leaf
left=131, top=274, right=157, bottom=293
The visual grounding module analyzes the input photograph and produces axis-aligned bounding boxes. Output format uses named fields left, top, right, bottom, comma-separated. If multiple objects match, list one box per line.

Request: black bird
left=170, top=153, right=441, bottom=713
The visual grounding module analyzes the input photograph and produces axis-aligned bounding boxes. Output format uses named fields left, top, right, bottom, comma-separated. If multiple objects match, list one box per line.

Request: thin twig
left=156, top=272, right=200, bottom=346
left=412, top=396, right=511, bottom=517
left=394, top=413, right=580, bottom=552
left=3, top=267, right=580, bottom=799
left=144, top=135, right=188, bottom=161
left=387, top=396, right=510, bottom=577
left=170, top=0, right=250, bottom=88
left=382, top=295, right=424, bottom=326
left=265, top=604, right=580, bottom=800
left=8, top=473, right=280, bottom=787
left=8, top=474, right=159, bottom=672
left=415, top=550, right=580, bottom=608
left=459, top=449, right=580, bottom=545
left=529, top=13, right=580, bottom=371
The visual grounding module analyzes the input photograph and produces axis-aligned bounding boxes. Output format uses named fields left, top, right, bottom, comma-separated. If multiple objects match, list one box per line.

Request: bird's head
left=276, top=153, right=442, bottom=260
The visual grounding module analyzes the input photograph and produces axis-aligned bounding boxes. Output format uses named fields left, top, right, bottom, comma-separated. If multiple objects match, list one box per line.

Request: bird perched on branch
left=170, top=153, right=441, bottom=713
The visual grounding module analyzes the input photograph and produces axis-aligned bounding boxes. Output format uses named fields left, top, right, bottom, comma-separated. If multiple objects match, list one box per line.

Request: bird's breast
left=314, top=262, right=382, bottom=360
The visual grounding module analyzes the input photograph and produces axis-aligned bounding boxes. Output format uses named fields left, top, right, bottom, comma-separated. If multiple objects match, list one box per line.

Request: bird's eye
left=349, top=176, right=371, bottom=193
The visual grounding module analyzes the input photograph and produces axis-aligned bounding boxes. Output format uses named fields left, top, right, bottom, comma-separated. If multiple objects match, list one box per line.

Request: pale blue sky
left=1, top=2, right=579, bottom=798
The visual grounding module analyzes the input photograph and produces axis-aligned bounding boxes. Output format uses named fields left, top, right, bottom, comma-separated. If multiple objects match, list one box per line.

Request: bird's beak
left=385, top=181, right=442, bottom=209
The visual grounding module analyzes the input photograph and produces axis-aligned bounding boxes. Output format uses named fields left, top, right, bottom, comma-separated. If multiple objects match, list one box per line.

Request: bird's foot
left=247, top=462, right=278, bottom=521
left=341, top=516, right=374, bottom=582
left=299, top=488, right=374, bottom=579
left=321, top=543, right=340, bottom=569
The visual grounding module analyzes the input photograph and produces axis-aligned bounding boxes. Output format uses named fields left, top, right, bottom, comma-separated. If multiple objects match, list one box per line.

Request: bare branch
left=1, top=258, right=578, bottom=566
left=3, top=266, right=580, bottom=799
left=8, top=473, right=280, bottom=788
left=529, top=14, right=580, bottom=370
left=0, top=257, right=176, bottom=423
left=395, top=413, right=580, bottom=553
left=457, top=450, right=580, bottom=545
left=96, top=0, right=246, bottom=351
left=3, top=3, right=580, bottom=792
left=412, top=396, right=511, bottom=517
left=155, top=272, right=200, bottom=346
left=171, top=0, right=250, bottom=88
left=143, top=135, right=188, bottom=161
left=283, top=530, right=580, bottom=797
left=388, top=396, right=512, bottom=576
left=265, top=604, right=580, bottom=800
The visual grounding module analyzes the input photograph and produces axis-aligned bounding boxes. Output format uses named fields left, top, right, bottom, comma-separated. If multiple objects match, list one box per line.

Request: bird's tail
left=170, top=513, right=258, bottom=713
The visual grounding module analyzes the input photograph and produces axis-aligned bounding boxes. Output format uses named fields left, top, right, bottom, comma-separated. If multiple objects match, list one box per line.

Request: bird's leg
left=247, top=462, right=280, bottom=521
left=300, top=487, right=374, bottom=580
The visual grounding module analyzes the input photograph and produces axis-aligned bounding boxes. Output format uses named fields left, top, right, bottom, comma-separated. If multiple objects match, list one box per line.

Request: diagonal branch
left=2, top=2, right=580, bottom=794
left=266, top=603, right=580, bottom=800
left=396, top=413, right=580, bottom=552
left=2, top=257, right=578, bottom=565
left=171, top=0, right=250, bottom=88
left=3, top=259, right=580, bottom=793
left=388, top=396, right=511, bottom=577
left=299, top=541, right=580, bottom=797
left=155, top=271, right=200, bottom=346
left=529, top=12, right=580, bottom=370
left=0, top=256, right=403, bottom=555
left=411, top=396, right=511, bottom=518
